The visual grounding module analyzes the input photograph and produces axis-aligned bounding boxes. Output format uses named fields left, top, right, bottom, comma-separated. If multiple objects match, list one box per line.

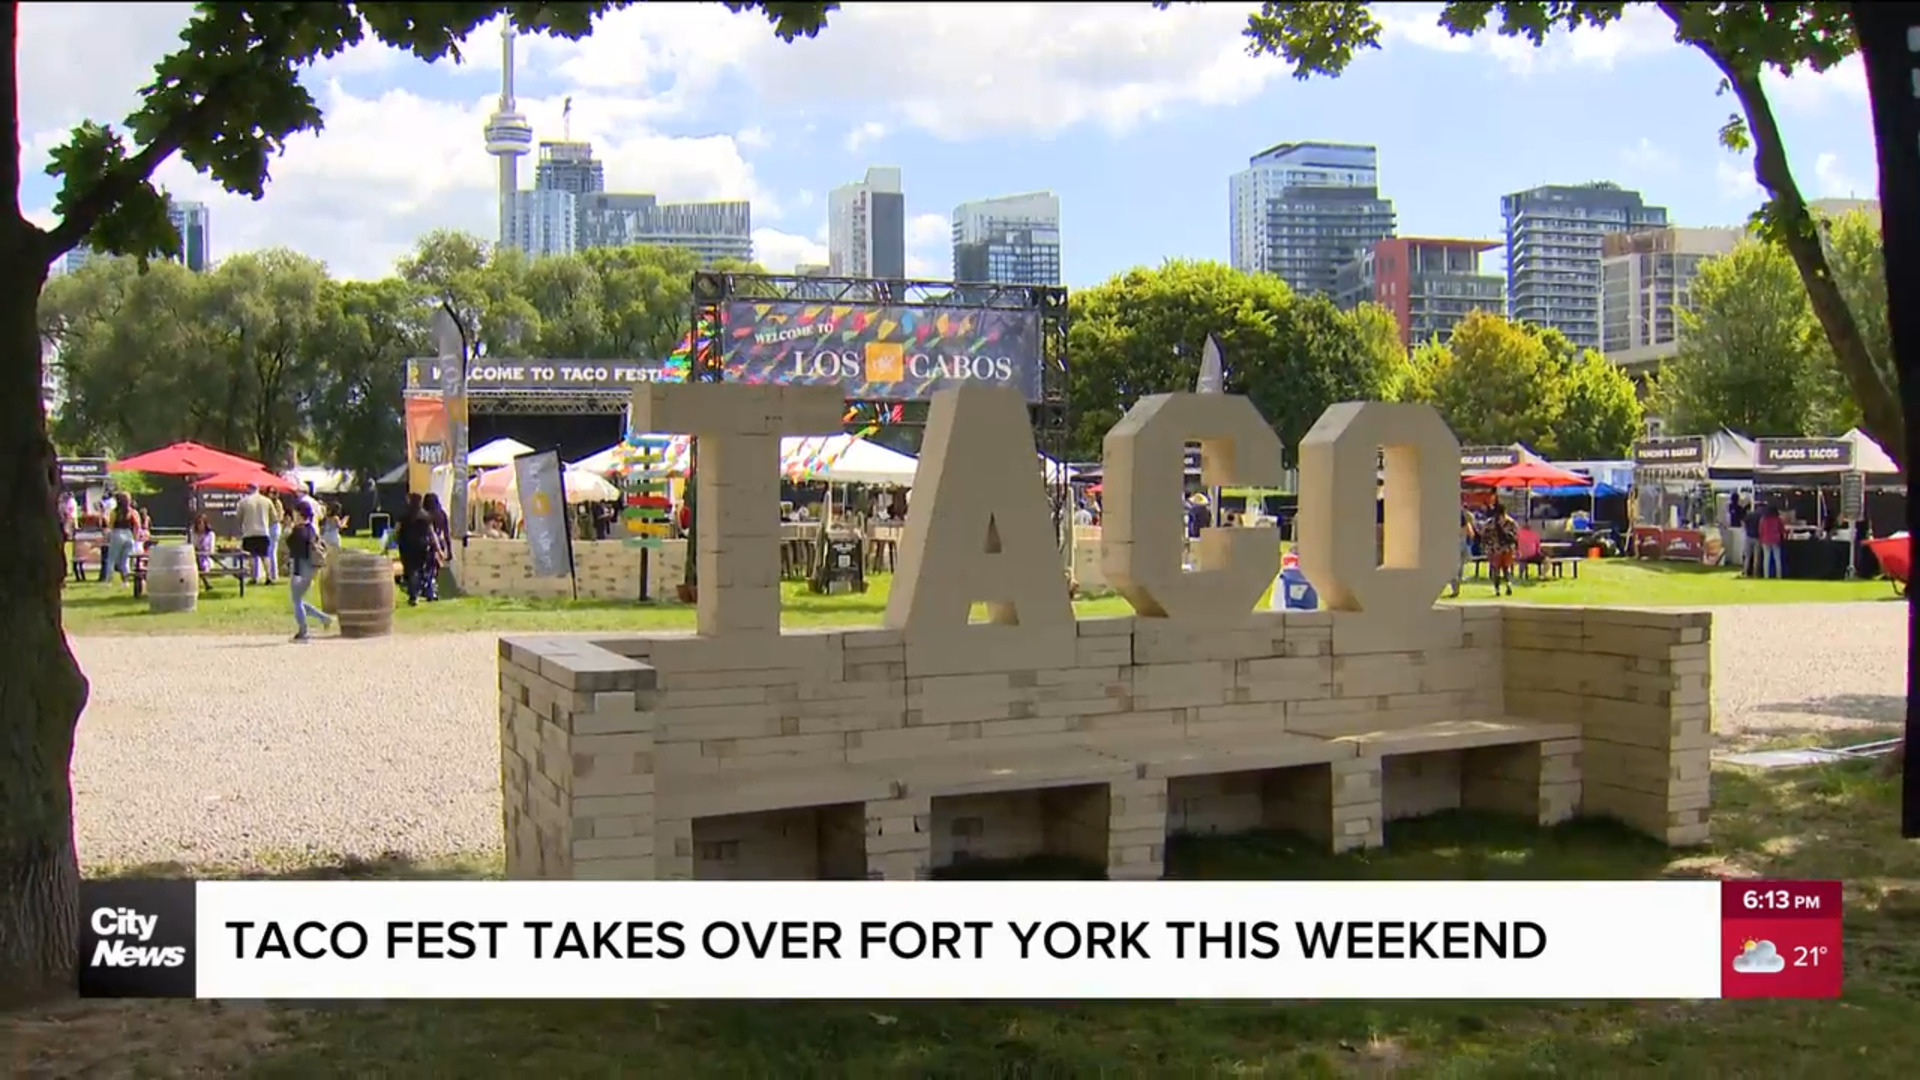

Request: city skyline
left=18, top=4, right=1876, bottom=289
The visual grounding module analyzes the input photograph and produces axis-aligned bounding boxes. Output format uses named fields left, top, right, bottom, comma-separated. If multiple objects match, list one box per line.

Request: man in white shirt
left=236, top=484, right=274, bottom=584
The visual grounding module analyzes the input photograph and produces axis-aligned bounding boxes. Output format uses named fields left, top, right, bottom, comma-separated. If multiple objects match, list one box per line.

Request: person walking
left=1725, top=492, right=1748, bottom=573
left=421, top=491, right=453, bottom=602
left=385, top=493, right=437, bottom=606
left=103, top=493, right=138, bottom=584
left=319, top=501, right=343, bottom=551
left=1484, top=503, right=1519, bottom=597
left=1758, top=504, right=1786, bottom=579
left=236, top=484, right=274, bottom=584
left=264, top=494, right=286, bottom=584
left=286, top=502, right=333, bottom=642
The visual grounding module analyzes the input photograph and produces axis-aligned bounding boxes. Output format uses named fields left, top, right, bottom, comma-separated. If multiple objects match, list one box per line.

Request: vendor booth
left=1751, top=431, right=1906, bottom=579
left=1630, top=430, right=1755, bottom=562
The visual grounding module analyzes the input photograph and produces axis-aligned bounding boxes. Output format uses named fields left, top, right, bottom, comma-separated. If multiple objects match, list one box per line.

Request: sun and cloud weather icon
left=1732, top=939, right=1786, bottom=974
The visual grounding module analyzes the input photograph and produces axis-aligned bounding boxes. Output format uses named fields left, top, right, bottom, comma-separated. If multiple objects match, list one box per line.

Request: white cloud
left=1619, top=138, right=1673, bottom=171
left=1717, top=155, right=1764, bottom=205
left=1764, top=54, right=1869, bottom=112
left=1812, top=153, right=1866, bottom=200
left=731, top=2, right=1286, bottom=140
left=16, top=3, right=1293, bottom=279
left=751, top=228, right=827, bottom=272
left=1380, top=3, right=1675, bottom=75
left=844, top=122, right=888, bottom=154
left=905, top=213, right=950, bottom=277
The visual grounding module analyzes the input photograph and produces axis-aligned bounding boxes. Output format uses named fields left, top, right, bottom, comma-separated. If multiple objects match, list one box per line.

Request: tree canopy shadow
left=1756, top=693, right=1905, bottom=725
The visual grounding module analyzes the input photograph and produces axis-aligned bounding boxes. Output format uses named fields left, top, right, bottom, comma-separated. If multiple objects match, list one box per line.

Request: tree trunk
left=1851, top=6, right=1920, bottom=838
left=0, top=223, right=91, bottom=1008
left=1719, top=58, right=1906, bottom=464
left=0, top=0, right=90, bottom=1010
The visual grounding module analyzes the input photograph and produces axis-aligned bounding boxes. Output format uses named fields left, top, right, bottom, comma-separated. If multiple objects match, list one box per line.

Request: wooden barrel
left=146, top=543, right=199, bottom=614
left=330, top=551, right=395, bottom=638
left=318, top=562, right=338, bottom=615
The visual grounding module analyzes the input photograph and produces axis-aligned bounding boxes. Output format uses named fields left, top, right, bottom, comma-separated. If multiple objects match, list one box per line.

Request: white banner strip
left=194, top=881, right=1724, bottom=1000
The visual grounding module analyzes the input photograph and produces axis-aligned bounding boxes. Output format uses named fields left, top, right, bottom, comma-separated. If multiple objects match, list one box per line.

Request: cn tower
left=483, top=24, right=533, bottom=247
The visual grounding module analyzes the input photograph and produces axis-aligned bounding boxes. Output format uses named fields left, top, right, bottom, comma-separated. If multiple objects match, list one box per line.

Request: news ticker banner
left=721, top=300, right=1045, bottom=402
left=79, top=879, right=1841, bottom=1001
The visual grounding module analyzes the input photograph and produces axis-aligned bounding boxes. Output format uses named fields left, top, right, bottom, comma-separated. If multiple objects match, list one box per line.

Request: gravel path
left=67, top=603, right=1907, bottom=868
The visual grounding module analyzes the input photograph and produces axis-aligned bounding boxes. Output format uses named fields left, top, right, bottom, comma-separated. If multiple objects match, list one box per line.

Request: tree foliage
left=1065, top=260, right=1408, bottom=462
left=42, top=235, right=764, bottom=479
left=1218, top=0, right=1901, bottom=464
left=1400, top=310, right=1641, bottom=458
left=1649, top=226, right=1869, bottom=437
left=0, top=0, right=836, bottom=1009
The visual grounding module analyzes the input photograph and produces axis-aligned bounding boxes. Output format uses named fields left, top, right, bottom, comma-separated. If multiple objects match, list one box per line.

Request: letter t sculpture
left=629, top=384, right=846, bottom=636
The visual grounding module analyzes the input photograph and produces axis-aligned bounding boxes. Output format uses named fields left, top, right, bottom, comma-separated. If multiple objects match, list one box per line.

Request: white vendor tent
left=1844, top=427, right=1902, bottom=477
left=466, top=437, right=536, bottom=468
left=569, top=444, right=621, bottom=475
left=570, top=436, right=693, bottom=477
left=471, top=464, right=621, bottom=506
left=783, top=435, right=919, bottom=486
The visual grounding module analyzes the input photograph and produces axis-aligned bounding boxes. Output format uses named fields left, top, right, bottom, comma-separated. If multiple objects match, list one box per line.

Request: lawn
left=10, top=761, right=1917, bottom=1076
left=61, top=556, right=1898, bottom=637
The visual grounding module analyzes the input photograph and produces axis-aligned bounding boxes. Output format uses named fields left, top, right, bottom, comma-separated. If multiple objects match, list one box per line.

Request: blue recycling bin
left=1279, top=566, right=1318, bottom=611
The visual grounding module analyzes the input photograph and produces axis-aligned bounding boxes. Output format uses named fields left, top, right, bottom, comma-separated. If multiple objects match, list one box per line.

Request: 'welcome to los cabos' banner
left=721, top=301, right=1045, bottom=401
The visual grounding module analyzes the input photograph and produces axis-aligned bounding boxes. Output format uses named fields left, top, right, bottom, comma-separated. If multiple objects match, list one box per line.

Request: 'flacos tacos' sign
left=629, top=384, right=1462, bottom=661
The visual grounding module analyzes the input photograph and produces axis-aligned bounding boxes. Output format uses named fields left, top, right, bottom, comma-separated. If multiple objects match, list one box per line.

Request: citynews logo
left=90, top=907, right=186, bottom=968
left=79, top=880, right=197, bottom=998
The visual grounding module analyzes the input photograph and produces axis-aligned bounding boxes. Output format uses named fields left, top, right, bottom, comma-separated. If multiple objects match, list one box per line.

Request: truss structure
left=687, top=271, right=1073, bottom=531
left=461, top=393, right=630, bottom=416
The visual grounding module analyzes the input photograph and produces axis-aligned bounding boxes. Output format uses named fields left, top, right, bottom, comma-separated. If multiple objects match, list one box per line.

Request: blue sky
left=19, top=3, right=1878, bottom=286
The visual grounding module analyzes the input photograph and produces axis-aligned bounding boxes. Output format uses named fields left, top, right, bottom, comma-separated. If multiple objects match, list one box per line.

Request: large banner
left=513, top=449, right=573, bottom=580
left=1460, top=446, right=1520, bottom=470
left=1754, top=437, right=1854, bottom=469
left=58, top=457, right=110, bottom=485
left=721, top=301, right=1045, bottom=401
left=406, top=358, right=676, bottom=394
left=403, top=395, right=451, bottom=494
left=1633, top=436, right=1707, bottom=470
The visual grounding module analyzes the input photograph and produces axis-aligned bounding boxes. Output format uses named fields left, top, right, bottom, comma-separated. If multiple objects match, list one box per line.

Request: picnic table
left=128, top=548, right=254, bottom=599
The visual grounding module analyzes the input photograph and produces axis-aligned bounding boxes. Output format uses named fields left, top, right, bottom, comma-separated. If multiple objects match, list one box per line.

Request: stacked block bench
left=498, top=604, right=1712, bottom=883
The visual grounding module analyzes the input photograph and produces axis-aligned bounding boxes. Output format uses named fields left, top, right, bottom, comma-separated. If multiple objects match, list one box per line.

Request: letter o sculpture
left=1294, top=402, right=1460, bottom=616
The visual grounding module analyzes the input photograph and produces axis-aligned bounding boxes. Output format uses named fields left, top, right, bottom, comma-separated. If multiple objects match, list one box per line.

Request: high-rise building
left=1229, top=141, right=1397, bottom=298
left=828, top=166, right=906, bottom=279
left=510, top=189, right=579, bottom=258
left=574, top=193, right=752, bottom=264
left=1599, top=225, right=1742, bottom=375
left=170, top=200, right=210, bottom=272
left=1501, top=183, right=1668, bottom=351
left=950, top=191, right=1061, bottom=285
left=483, top=26, right=534, bottom=248
left=61, top=197, right=210, bottom=274
left=1333, top=237, right=1505, bottom=349
left=534, top=140, right=605, bottom=196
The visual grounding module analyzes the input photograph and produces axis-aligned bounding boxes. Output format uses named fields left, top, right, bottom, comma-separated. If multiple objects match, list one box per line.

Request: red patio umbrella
left=111, top=441, right=264, bottom=476
left=1463, top=460, right=1590, bottom=488
left=192, top=468, right=298, bottom=493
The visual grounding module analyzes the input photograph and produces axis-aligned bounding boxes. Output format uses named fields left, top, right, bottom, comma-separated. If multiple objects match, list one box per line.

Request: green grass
left=1457, top=558, right=1899, bottom=608
left=62, top=556, right=1897, bottom=637
left=15, top=761, right=1917, bottom=1076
